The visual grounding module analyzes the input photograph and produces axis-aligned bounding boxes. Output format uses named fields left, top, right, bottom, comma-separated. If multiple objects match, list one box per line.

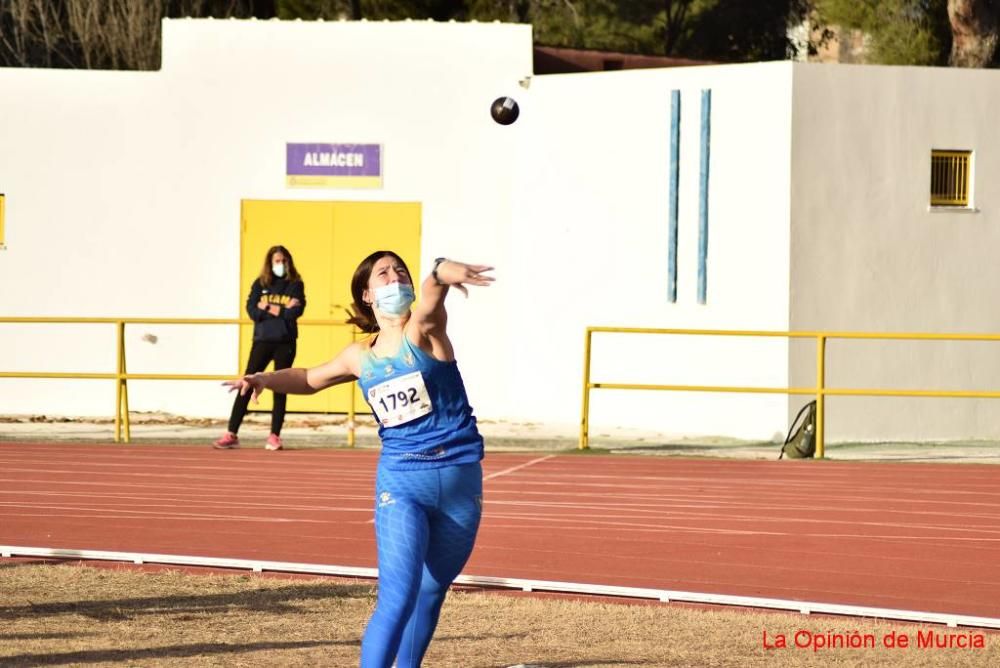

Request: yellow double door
left=240, top=200, right=421, bottom=413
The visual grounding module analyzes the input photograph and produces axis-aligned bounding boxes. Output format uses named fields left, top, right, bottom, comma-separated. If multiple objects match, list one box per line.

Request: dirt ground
left=1, top=562, right=997, bottom=668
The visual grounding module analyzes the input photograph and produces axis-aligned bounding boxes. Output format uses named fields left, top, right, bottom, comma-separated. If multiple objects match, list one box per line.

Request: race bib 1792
left=367, top=371, right=433, bottom=427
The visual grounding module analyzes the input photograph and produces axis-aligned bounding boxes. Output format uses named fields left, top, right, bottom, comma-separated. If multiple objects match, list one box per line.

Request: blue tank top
left=357, top=334, right=484, bottom=470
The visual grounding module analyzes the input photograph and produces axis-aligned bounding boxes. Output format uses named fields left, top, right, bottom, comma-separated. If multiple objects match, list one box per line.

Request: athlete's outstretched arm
left=411, top=259, right=494, bottom=342
left=223, top=343, right=361, bottom=404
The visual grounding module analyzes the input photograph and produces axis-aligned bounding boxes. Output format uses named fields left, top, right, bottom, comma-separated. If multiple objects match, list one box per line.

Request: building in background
left=1, top=19, right=998, bottom=442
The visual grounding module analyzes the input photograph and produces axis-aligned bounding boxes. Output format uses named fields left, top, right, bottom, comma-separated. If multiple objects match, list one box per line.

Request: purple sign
left=286, top=143, right=382, bottom=188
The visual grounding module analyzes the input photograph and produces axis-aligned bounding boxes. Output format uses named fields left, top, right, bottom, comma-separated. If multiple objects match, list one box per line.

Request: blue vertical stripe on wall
left=697, top=88, right=712, bottom=304
left=668, top=90, right=680, bottom=302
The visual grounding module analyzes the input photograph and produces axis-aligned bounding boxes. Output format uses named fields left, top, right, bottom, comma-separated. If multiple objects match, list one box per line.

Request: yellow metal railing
left=580, top=326, right=1000, bottom=457
left=0, top=317, right=360, bottom=444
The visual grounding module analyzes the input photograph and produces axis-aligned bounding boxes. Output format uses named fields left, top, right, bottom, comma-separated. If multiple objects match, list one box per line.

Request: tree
left=0, top=1, right=274, bottom=69
left=811, top=0, right=1000, bottom=67
left=276, top=0, right=808, bottom=62
left=0, top=0, right=813, bottom=69
left=813, top=0, right=950, bottom=65
left=516, top=0, right=810, bottom=61
left=272, top=0, right=1000, bottom=66
left=277, top=0, right=469, bottom=21
left=947, top=0, right=999, bottom=66
left=684, top=0, right=812, bottom=61
left=1, top=1, right=77, bottom=68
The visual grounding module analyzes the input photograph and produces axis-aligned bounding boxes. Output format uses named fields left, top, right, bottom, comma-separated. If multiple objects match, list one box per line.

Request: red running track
left=2, top=442, right=999, bottom=618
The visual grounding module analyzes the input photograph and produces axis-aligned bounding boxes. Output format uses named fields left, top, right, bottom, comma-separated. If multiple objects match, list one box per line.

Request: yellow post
left=815, top=334, right=826, bottom=459
left=579, top=328, right=593, bottom=450
left=347, top=389, right=356, bottom=447
left=114, top=321, right=124, bottom=443
left=119, top=321, right=131, bottom=443
left=348, top=327, right=357, bottom=447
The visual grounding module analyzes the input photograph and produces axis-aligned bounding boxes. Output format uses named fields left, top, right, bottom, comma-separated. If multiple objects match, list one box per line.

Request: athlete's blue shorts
left=359, top=460, right=483, bottom=668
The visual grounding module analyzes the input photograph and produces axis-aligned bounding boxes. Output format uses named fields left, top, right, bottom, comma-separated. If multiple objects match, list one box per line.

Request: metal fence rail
left=580, top=326, right=1000, bottom=456
left=0, top=317, right=359, bottom=444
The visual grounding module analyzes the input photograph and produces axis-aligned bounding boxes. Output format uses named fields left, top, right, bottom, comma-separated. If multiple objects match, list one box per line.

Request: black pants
left=227, top=340, right=297, bottom=435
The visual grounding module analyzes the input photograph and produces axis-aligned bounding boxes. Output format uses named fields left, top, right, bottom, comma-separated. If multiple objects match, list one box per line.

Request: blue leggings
left=360, top=461, right=483, bottom=668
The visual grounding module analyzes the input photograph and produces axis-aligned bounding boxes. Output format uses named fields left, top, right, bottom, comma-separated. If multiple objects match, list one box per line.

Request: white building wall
left=508, top=63, right=794, bottom=437
left=0, top=18, right=531, bottom=419
left=790, top=63, right=1000, bottom=440
left=0, top=20, right=795, bottom=440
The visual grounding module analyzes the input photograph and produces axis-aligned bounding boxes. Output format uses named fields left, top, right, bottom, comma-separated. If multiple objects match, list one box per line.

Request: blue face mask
left=374, top=283, right=415, bottom=316
left=272, top=263, right=286, bottom=278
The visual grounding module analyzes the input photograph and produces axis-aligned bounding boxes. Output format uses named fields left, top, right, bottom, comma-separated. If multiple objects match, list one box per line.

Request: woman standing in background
left=215, top=245, right=305, bottom=451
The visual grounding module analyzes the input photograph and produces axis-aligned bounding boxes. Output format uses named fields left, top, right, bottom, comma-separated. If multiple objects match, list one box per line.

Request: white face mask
left=374, top=283, right=415, bottom=316
left=272, top=263, right=286, bottom=278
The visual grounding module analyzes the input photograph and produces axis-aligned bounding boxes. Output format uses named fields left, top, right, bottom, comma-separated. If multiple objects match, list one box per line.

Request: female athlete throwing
left=225, top=251, right=493, bottom=667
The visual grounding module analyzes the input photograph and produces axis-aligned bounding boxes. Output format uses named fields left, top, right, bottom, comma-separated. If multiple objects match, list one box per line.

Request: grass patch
left=0, top=562, right=996, bottom=667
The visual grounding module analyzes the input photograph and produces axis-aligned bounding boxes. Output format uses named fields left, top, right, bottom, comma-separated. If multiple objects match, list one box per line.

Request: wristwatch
left=432, top=257, right=448, bottom=286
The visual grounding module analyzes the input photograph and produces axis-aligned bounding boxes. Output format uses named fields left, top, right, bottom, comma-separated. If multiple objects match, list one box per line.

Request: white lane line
left=0, top=477, right=369, bottom=494
left=0, top=512, right=370, bottom=523
left=0, top=513, right=376, bottom=525
left=0, top=502, right=369, bottom=522
left=484, top=455, right=556, bottom=481
left=477, top=504, right=1000, bottom=535
left=0, top=492, right=371, bottom=510
left=479, top=520, right=1000, bottom=542
left=478, top=512, right=1000, bottom=538
left=3, top=544, right=998, bottom=629
left=0, top=466, right=370, bottom=480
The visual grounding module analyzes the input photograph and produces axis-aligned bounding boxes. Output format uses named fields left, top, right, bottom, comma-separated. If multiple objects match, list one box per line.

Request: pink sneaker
left=265, top=434, right=283, bottom=451
left=213, top=432, right=239, bottom=449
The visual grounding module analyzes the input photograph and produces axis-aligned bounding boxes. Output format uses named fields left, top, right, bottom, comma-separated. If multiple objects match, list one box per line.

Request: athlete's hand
left=257, top=299, right=268, bottom=310
left=267, top=304, right=281, bottom=316
left=222, top=373, right=266, bottom=404
left=436, top=261, right=495, bottom=297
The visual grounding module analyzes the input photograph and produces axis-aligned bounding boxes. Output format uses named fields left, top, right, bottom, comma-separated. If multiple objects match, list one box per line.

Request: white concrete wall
left=0, top=18, right=531, bottom=419
left=1, top=19, right=796, bottom=440
left=508, top=63, right=794, bottom=437
left=790, top=63, right=1000, bottom=440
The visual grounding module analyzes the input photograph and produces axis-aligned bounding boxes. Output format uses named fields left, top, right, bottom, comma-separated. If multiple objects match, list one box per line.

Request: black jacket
left=246, top=277, right=306, bottom=343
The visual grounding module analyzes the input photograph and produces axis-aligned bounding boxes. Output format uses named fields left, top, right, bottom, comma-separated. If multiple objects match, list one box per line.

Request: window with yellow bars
left=930, top=150, right=972, bottom=207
